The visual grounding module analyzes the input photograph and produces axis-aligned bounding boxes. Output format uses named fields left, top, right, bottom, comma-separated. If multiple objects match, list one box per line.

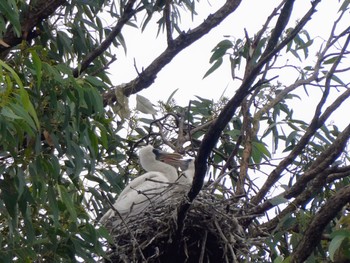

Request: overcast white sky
left=106, top=0, right=350, bottom=132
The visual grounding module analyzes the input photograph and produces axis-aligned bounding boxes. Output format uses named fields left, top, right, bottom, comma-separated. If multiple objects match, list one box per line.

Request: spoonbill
left=99, top=145, right=188, bottom=224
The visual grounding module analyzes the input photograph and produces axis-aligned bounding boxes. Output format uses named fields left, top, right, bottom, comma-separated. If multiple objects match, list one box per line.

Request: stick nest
left=103, top=187, right=255, bottom=263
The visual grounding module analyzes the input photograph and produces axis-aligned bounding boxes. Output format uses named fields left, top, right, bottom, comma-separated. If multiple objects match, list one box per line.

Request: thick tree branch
left=261, top=0, right=295, bottom=59
left=190, top=0, right=320, bottom=207
left=290, top=185, right=350, bottom=263
left=254, top=0, right=320, bottom=72
left=0, top=0, right=66, bottom=59
left=285, top=124, right=350, bottom=199
left=249, top=122, right=350, bottom=232
left=168, top=3, right=322, bottom=256
left=164, top=0, right=173, bottom=46
left=103, top=0, right=243, bottom=104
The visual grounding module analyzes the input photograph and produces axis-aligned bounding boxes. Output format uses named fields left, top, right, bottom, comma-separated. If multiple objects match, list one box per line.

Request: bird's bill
left=153, top=148, right=181, bottom=160
left=160, top=155, right=191, bottom=170
left=153, top=148, right=187, bottom=169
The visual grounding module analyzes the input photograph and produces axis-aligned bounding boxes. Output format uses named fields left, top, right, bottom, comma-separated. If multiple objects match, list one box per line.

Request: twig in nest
left=102, top=192, right=147, bottom=262
left=199, top=230, right=208, bottom=263
left=214, top=219, right=238, bottom=263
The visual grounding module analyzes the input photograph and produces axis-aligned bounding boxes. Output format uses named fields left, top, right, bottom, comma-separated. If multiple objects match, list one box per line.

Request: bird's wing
left=113, top=172, right=171, bottom=214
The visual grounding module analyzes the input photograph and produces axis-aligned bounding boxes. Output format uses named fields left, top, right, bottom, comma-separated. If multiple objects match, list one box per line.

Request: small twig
left=133, top=58, right=141, bottom=76
left=214, top=220, right=238, bottom=263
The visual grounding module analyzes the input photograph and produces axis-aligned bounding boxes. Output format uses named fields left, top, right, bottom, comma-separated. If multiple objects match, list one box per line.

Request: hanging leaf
left=203, top=57, right=223, bottom=79
left=329, top=235, right=346, bottom=261
left=30, top=50, right=42, bottom=88
left=0, top=0, right=21, bottom=37
left=136, top=94, right=156, bottom=115
left=58, top=185, right=77, bottom=222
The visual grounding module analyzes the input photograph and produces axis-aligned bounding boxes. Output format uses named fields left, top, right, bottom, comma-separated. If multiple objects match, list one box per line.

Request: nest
left=103, top=187, right=253, bottom=263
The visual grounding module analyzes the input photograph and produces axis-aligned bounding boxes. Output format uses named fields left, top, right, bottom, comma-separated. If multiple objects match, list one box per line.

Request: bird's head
left=139, top=145, right=184, bottom=171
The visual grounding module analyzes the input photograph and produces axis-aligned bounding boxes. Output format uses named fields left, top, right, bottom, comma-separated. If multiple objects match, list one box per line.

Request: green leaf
left=331, top=74, right=345, bottom=85
left=97, top=226, right=114, bottom=244
left=166, top=88, right=179, bottom=105
left=30, top=50, right=42, bottom=88
left=10, top=103, right=37, bottom=133
left=270, top=195, right=288, bottom=206
left=203, top=57, right=223, bottom=79
left=0, top=60, right=40, bottom=130
left=329, top=235, right=346, bottom=261
left=1, top=107, right=22, bottom=119
left=252, top=141, right=271, bottom=161
left=136, top=94, right=156, bottom=115
left=57, top=31, right=73, bottom=56
left=209, top=40, right=232, bottom=63
left=48, top=186, right=59, bottom=226
left=84, top=75, right=106, bottom=88
left=0, top=176, right=18, bottom=218
left=0, top=0, right=21, bottom=37
left=58, top=185, right=77, bottom=222
left=323, top=56, right=340, bottom=65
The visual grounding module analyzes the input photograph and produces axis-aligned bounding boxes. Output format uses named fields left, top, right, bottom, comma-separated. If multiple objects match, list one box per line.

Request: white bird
left=177, top=158, right=195, bottom=185
left=99, top=145, right=187, bottom=225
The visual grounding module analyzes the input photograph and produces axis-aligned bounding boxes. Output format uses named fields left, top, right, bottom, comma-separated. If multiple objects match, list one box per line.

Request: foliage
left=1, top=0, right=350, bottom=262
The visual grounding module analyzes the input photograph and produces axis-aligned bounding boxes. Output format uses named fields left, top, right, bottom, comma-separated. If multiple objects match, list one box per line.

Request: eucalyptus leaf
left=136, top=94, right=156, bottom=115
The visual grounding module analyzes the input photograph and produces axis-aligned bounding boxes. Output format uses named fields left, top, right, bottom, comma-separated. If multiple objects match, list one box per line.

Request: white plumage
left=177, top=158, right=195, bottom=185
left=99, top=145, right=190, bottom=225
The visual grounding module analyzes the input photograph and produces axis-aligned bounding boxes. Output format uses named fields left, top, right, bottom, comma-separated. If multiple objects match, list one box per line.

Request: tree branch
left=236, top=99, right=252, bottom=195
left=261, top=0, right=295, bottom=59
left=250, top=24, right=350, bottom=206
left=72, top=0, right=138, bottom=77
left=250, top=122, right=350, bottom=232
left=0, top=0, right=66, bottom=59
left=285, top=123, right=350, bottom=199
left=164, top=0, right=173, bottom=46
left=103, top=0, right=243, bottom=104
left=290, top=185, right=350, bottom=263
left=190, top=0, right=320, bottom=206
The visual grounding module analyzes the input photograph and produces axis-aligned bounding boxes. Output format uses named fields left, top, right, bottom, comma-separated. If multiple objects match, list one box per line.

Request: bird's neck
left=151, top=162, right=178, bottom=181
